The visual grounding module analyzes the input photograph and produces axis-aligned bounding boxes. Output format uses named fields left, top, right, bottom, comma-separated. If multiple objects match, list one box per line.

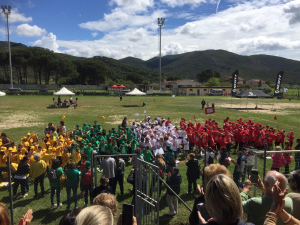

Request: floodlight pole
left=158, top=18, right=165, bottom=92
left=2, top=5, right=13, bottom=88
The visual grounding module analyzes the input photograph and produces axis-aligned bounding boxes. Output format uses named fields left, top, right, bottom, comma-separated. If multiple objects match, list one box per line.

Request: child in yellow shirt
left=72, top=148, right=81, bottom=164
left=62, top=147, right=70, bottom=169
left=15, top=149, right=24, bottom=164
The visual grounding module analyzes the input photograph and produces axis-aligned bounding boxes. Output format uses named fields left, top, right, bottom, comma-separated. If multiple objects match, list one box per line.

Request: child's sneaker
left=51, top=204, right=57, bottom=208
left=58, top=203, right=63, bottom=207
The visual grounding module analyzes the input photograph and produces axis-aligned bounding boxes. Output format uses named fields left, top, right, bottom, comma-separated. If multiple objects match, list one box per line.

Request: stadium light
left=158, top=18, right=165, bottom=92
left=1, top=5, right=13, bottom=88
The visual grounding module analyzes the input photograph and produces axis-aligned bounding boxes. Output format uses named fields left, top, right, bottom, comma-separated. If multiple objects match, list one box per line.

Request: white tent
left=54, top=87, right=75, bottom=96
left=0, top=91, right=6, bottom=96
left=125, top=88, right=146, bottom=96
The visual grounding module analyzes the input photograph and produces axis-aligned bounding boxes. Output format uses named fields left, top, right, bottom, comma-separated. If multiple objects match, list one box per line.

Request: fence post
left=203, top=146, right=207, bottom=192
left=263, top=144, right=267, bottom=179
left=90, top=152, right=94, bottom=205
left=94, top=154, right=97, bottom=188
left=253, top=153, right=258, bottom=197
left=7, top=156, right=14, bottom=225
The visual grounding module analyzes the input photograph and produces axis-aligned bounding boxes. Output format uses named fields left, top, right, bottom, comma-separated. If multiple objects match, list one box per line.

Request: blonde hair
left=0, top=202, right=10, bottom=225
left=155, top=153, right=165, bottom=166
left=275, top=146, right=282, bottom=151
left=205, top=174, right=242, bottom=224
left=75, top=205, right=113, bottom=225
left=93, top=193, right=118, bottom=216
left=204, top=164, right=232, bottom=185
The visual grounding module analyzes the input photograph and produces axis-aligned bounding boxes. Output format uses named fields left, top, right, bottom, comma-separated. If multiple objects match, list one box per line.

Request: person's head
left=289, top=170, right=300, bottom=193
left=48, top=123, right=53, bottom=127
left=204, top=164, right=232, bottom=186
left=69, top=161, right=76, bottom=170
left=75, top=147, right=80, bottom=153
left=93, top=193, right=118, bottom=217
left=51, top=126, right=56, bottom=132
left=22, top=156, right=29, bottom=163
left=173, top=167, right=179, bottom=174
left=237, top=151, right=242, bottom=157
left=275, top=146, right=282, bottom=151
left=205, top=174, right=242, bottom=224
left=100, top=176, right=109, bottom=186
left=0, top=202, right=10, bottom=225
left=52, top=159, right=61, bottom=169
left=168, top=157, right=175, bottom=166
left=104, top=150, right=111, bottom=156
left=81, top=154, right=88, bottom=162
left=0, top=133, right=6, bottom=138
left=75, top=205, right=113, bottom=225
left=59, top=208, right=82, bottom=225
left=285, top=141, right=290, bottom=147
left=33, top=153, right=41, bottom=161
left=264, top=170, right=288, bottom=195
left=145, top=146, right=150, bottom=152
left=188, top=153, right=195, bottom=160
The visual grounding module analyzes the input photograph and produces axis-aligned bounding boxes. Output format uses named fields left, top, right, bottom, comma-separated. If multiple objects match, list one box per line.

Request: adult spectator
left=59, top=208, right=82, bottom=225
left=58, top=121, right=66, bottom=136
left=75, top=205, right=113, bottom=225
left=50, top=159, right=64, bottom=208
left=201, top=99, right=206, bottom=109
left=112, top=153, right=125, bottom=196
left=1, top=133, right=11, bottom=147
left=130, top=148, right=143, bottom=167
left=30, top=153, right=47, bottom=199
left=186, top=153, right=199, bottom=194
left=231, top=151, right=245, bottom=187
left=100, top=151, right=116, bottom=187
left=44, top=123, right=53, bottom=135
left=189, top=164, right=232, bottom=225
left=13, top=156, right=30, bottom=199
left=166, top=167, right=182, bottom=216
left=286, top=170, right=300, bottom=220
left=65, top=161, right=79, bottom=210
left=0, top=202, right=33, bottom=225
left=264, top=181, right=300, bottom=225
left=241, top=170, right=293, bottom=225
left=197, top=174, right=253, bottom=225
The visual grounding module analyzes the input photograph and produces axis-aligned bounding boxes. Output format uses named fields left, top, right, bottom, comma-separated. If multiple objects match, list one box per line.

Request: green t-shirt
left=111, top=146, right=118, bottom=155
left=99, top=143, right=106, bottom=153
left=65, top=169, right=79, bottom=186
left=120, top=145, right=127, bottom=154
left=85, top=148, right=93, bottom=161
left=50, top=167, right=64, bottom=188
left=142, top=151, right=153, bottom=162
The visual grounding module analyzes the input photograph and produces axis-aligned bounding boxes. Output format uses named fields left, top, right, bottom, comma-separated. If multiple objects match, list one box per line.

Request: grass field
left=0, top=95, right=300, bottom=225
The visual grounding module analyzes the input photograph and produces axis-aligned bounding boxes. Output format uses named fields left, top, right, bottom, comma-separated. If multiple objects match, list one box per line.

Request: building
left=172, top=86, right=248, bottom=96
left=162, top=80, right=202, bottom=89
left=246, top=79, right=266, bottom=87
left=224, top=76, right=244, bottom=85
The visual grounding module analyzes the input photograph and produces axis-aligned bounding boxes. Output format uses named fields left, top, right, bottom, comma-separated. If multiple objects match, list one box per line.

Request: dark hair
left=81, top=154, right=88, bottom=160
left=104, top=150, right=111, bottom=156
left=60, top=121, right=64, bottom=126
left=100, top=176, right=107, bottom=185
left=22, top=156, right=29, bottom=162
left=290, top=170, right=300, bottom=192
left=168, top=157, right=176, bottom=166
left=1, top=133, right=6, bottom=137
left=173, top=167, right=179, bottom=174
left=69, top=161, right=76, bottom=170
left=51, top=127, right=56, bottom=132
left=52, top=159, right=61, bottom=169
left=59, top=208, right=82, bottom=225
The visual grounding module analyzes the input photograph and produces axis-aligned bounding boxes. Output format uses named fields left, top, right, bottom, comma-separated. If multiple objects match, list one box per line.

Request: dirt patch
left=0, top=111, right=43, bottom=130
left=238, top=110, right=290, bottom=115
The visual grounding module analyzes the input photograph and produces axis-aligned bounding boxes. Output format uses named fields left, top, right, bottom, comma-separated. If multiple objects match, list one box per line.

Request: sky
left=1, top=0, right=300, bottom=61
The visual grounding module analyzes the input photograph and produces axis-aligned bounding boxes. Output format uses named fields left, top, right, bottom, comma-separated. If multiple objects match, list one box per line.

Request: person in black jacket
left=13, top=156, right=30, bottom=198
left=166, top=167, right=182, bottom=216
left=186, top=153, right=199, bottom=194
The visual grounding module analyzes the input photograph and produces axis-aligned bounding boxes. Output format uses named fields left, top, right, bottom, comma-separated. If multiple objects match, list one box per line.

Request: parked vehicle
left=7, top=88, right=23, bottom=92
left=209, top=89, right=224, bottom=96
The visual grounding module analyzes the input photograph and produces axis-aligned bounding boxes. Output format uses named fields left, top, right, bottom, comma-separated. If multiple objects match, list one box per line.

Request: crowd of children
left=0, top=115, right=300, bottom=214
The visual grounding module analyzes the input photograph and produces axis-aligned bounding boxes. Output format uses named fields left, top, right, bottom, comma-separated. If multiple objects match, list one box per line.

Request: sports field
left=0, top=95, right=300, bottom=225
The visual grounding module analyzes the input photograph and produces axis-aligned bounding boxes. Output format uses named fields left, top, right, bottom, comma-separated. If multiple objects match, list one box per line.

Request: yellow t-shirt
left=72, top=152, right=81, bottom=163
left=30, top=160, right=47, bottom=179
left=62, top=153, right=70, bottom=168
left=56, top=147, right=63, bottom=157
left=15, top=154, right=24, bottom=164
left=11, top=163, right=18, bottom=173
left=0, top=155, right=7, bottom=167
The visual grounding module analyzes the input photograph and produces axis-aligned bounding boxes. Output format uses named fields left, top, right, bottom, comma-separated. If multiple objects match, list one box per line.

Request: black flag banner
left=274, top=71, right=284, bottom=96
left=232, top=70, right=239, bottom=96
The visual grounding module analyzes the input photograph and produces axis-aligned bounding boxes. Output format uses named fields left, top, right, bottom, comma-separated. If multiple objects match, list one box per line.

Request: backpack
left=83, top=170, right=92, bottom=185
left=208, top=156, right=214, bottom=165
left=48, top=168, right=58, bottom=182
left=116, top=162, right=122, bottom=174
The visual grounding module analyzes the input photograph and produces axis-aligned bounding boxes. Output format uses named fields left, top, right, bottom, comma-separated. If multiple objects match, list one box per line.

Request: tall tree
left=196, top=69, right=221, bottom=83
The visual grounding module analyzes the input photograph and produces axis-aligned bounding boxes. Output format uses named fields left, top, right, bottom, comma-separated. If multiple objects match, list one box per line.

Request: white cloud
left=16, top=24, right=46, bottom=36
left=1, top=8, right=32, bottom=23
left=109, top=0, right=154, bottom=11
left=79, top=9, right=166, bottom=32
left=161, top=0, right=207, bottom=7
left=129, top=28, right=147, bottom=42
left=33, top=33, right=59, bottom=52
left=284, top=0, right=300, bottom=25
left=91, top=32, right=98, bottom=37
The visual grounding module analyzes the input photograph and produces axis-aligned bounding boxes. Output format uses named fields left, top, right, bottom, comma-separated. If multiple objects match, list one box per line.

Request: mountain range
left=1, top=41, right=300, bottom=84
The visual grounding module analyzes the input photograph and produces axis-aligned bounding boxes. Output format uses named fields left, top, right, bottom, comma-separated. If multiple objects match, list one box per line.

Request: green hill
left=120, top=50, right=300, bottom=84
left=0, top=41, right=27, bottom=51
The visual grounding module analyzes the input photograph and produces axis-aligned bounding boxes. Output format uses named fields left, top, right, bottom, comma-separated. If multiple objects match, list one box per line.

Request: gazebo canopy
left=111, top=85, right=118, bottom=88
left=118, top=85, right=126, bottom=88
left=54, top=87, right=75, bottom=96
left=125, top=88, right=146, bottom=96
left=0, top=91, right=6, bottom=96
left=235, top=90, right=272, bottom=98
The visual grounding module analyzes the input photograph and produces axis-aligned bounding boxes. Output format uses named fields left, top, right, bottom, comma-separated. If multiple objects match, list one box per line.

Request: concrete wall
left=0, top=84, right=106, bottom=91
